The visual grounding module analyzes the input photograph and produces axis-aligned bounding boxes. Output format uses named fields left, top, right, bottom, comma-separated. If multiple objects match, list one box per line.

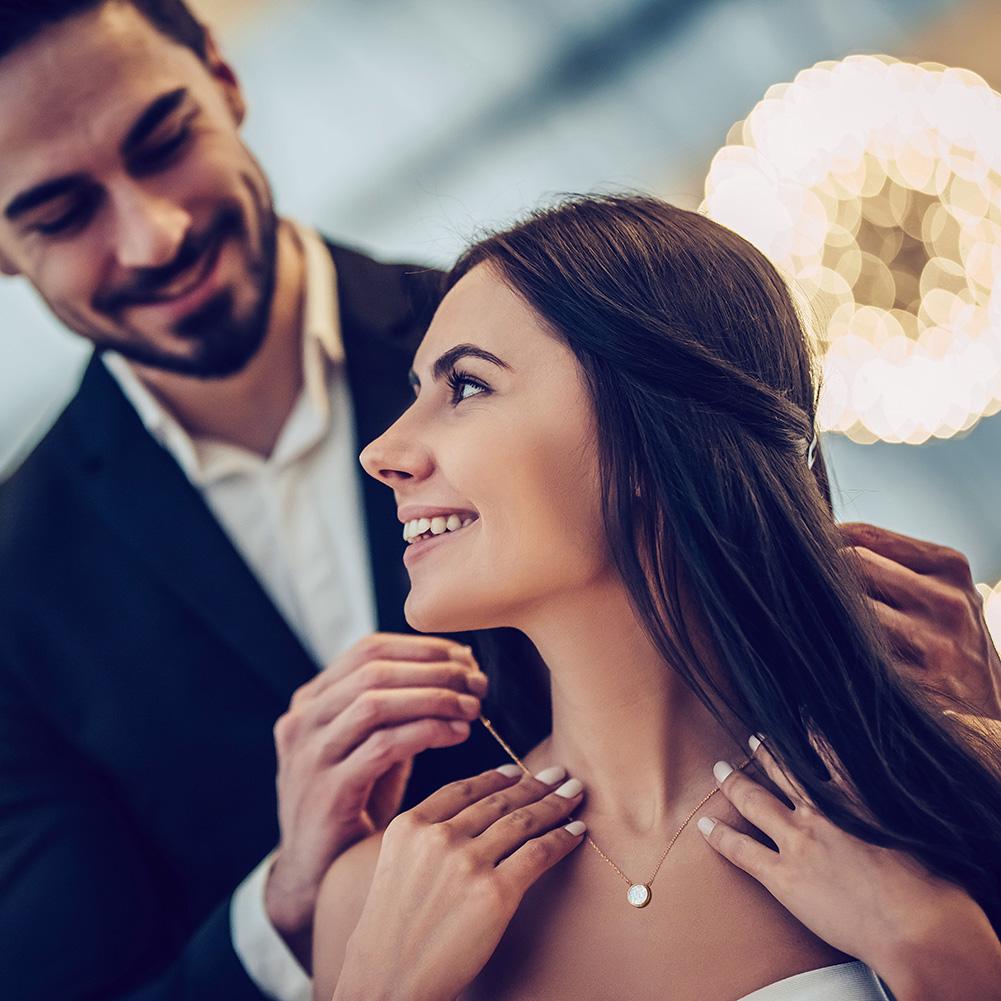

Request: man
left=0, top=3, right=504, bottom=999
left=0, top=3, right=997, bottom=1001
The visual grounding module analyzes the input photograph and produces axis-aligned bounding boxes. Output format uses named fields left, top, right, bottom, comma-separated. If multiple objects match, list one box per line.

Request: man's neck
left=128, top=218, right=307, bottom=457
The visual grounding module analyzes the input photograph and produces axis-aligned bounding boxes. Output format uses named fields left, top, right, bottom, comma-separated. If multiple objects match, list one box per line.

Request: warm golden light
left=978, top=581, right=1001, bottom=651
left=702, top=56, right=1001, bottom=445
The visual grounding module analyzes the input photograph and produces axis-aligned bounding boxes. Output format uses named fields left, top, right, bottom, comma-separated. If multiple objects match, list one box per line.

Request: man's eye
left=35, top=193, right=100, bottom=236
left=446, top=369, right=489, bottom=406
left=131, top=127, right=191, bottom=175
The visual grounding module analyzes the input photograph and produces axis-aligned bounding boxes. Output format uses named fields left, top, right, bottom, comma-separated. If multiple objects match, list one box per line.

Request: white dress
left=736, top=961, right=892, bottom=1000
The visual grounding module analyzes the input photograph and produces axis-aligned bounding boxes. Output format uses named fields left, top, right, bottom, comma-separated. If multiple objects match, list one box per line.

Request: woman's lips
left=402, top=519, right=478, bottom=566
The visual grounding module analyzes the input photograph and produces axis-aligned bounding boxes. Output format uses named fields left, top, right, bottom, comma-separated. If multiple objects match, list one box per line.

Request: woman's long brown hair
left=451, top=194, right=1001, bottom=932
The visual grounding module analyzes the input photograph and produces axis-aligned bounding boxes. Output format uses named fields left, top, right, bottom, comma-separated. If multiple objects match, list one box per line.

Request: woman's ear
left=202, top=30, right=246, bottom=126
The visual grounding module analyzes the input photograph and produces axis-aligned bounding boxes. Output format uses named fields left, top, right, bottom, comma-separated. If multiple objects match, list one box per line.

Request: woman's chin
left=404, top=591, right=486, bottom=635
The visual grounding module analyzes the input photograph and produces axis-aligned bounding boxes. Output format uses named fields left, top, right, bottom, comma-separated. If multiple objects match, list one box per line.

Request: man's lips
left=124, top=230, right=228, bottom=320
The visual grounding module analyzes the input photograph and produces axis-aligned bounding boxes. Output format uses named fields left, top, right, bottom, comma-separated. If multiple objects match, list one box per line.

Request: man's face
left=0, top=2, right=279, bottom=378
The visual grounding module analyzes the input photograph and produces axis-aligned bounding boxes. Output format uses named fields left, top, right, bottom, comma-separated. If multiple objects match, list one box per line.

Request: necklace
left=478, top=713, right=753, bottom=909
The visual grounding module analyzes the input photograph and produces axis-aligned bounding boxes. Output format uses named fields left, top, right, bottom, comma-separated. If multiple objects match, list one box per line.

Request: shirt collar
left=103, top=220, right=342, bottom=483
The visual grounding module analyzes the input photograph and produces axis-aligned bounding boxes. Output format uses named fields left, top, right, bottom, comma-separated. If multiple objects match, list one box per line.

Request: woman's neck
left=518, top=574, right=748, bottom=837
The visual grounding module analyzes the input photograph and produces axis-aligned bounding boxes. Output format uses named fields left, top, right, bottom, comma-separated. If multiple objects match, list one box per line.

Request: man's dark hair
left=0, top=0, right=207, bottom=62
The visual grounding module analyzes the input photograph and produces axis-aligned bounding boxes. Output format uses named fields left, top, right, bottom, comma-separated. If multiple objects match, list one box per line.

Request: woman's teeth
left=403, top=514, right=476, bottom=543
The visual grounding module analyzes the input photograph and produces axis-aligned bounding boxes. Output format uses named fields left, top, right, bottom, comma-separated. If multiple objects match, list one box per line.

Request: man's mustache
left=93, top=207, right=243, bottom=315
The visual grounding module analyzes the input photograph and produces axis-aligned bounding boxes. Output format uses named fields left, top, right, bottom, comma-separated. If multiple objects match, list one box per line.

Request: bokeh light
left=978, top=580, right=1001, bottom=652
left=702, top=55, right=1001, bottom=445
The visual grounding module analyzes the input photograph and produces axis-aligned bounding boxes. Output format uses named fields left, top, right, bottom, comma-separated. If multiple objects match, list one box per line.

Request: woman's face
left=360, top=262, right=610, bottom=633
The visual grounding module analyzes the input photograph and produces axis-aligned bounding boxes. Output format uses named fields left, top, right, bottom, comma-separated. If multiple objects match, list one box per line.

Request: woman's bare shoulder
left=312, top=830, right=385, bottom=1001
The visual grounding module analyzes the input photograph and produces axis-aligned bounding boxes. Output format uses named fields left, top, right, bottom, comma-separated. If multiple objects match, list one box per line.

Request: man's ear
left=203, top=30, right=246, bottom=126
left=0, top=250, right=21, bottom=277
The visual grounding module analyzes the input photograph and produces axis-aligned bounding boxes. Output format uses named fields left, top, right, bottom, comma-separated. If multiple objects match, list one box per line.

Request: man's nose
left=112, top=186, right=191, bottom=270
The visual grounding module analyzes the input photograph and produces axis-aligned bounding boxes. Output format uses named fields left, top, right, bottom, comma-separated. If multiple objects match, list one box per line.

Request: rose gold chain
left=478, top=714, right=752, bottom=888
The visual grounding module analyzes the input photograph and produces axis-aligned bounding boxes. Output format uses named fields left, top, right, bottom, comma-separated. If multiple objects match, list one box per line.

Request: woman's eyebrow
left=431, top=344, right=511, bottom=380
left=408, top=343, right=512, bottom=388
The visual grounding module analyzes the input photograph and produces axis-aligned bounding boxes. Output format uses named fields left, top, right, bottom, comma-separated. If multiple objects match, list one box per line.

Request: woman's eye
left=446, top=370, right=489, bottom=406
left=457, top=380, right=484, bottom=401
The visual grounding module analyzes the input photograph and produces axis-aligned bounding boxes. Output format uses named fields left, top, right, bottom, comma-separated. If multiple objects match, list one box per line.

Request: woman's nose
left=359, top=423, right=433, bottom=488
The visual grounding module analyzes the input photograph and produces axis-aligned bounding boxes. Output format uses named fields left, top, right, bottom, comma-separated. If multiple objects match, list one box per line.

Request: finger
left=495, top=821, right=587, bottom=898
left=712, top=758, right=796, bottom=844
left=313, top=659, right=488, bottom=725
left=803, top=729, right=871, bottom=814
left=697, top=815, right=778, bottom=885
left=315, top=686, right=482, bottom=762
left=866, top=598, right=927, bottom=666
left=746, top=735, right=811, bottom=806
left=313, top=633, right=477, bottom=693
left=448, top=765, right=572, bottom=838
left=409, top=763, right=527, bottom=825
left=839, top=523, right=972, bottom=585
left=417, top=765, right=566, bottom=832
left=334, top=717, right=474, bottom=806
left=848, top=546, right=925, bottom=610
left=475, top=773, right=585, bottom=865
left=366, top=757, right=413, bottom=829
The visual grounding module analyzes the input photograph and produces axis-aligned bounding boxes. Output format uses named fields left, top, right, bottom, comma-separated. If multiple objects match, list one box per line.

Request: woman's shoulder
left=312, top=830, right=385, bottom=1000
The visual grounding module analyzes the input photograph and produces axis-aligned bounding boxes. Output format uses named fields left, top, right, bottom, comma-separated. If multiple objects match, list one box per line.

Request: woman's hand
left=698, top=735, right=1001, bottom=1001
left=331, top=762, right=587, bottom=1001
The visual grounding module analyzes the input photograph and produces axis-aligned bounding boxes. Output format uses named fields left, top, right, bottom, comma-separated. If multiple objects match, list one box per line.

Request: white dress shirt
left=104, top=222, right=377, bottom=1001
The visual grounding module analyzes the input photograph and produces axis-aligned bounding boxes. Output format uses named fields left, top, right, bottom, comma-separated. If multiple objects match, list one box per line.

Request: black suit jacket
left=0, top=242, right=503, bottom=1001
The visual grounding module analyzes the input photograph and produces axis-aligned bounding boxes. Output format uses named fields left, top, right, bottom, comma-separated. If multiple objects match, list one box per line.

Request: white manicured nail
left=697, top=816, right=716, bottom=836
left=495, top=763, right=522, bottom=778
left=748, top=733, right=763, bottom=753
left=555, top=777, right=583, bottom=798
left=713, top=760, right=733, bottom=784
left=533, top=765, right=566, bottom=785
left=564, top=820, right=587, bottom=836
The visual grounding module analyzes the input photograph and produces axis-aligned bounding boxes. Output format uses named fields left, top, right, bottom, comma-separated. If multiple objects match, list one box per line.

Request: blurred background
left=1, top=0, right=999, bottom=623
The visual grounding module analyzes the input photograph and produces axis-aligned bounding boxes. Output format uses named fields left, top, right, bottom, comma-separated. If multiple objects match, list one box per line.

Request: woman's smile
left=399, top=506, right=481, bottom=566
left=402, top=517, right=480, bottom=565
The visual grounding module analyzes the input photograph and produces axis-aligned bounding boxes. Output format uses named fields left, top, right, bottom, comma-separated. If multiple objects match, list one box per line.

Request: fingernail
left=697, top=816, right=716, bottom=836
left=748, top=733, right=763, bottom=753
left=554, top=777, right=583, bottom=798
left=495, top=763, right=522, bottom=777
left=564, top=820, right=587, bottom=836
left=457, top=694, right=480, bottom=716
left=533, top=764, right=566, bottom=785
left=449, top=720, right=469, bottom=734
left=713, top=760, right=733, bottom=784
left=465, top=673, right=489, bottom=697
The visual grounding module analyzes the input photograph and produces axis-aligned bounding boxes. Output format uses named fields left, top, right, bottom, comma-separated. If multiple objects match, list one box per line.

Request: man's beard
left=85, top=177, right=280, bottom=379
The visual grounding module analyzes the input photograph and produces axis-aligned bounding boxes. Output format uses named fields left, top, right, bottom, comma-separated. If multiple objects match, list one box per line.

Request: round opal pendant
left=626, top=883, right=652, bottom=908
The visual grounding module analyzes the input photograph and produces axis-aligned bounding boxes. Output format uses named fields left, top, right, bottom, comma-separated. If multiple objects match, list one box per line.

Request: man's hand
left=840, top=522, right=1001, bottom=721
left=265, top=632, right=488, bottom=965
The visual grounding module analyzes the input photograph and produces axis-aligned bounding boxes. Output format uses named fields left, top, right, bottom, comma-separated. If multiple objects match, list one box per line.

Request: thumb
left=367, top=758, right=413, bottom=828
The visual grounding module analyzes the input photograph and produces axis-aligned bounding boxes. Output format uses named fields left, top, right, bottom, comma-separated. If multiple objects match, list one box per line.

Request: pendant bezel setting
left=626, top=882, right=652, bottom=908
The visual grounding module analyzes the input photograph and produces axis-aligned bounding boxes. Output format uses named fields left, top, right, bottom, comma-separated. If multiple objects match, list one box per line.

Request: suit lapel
left=65, top=357, right=317, bottom=701
left=61, top=242, right=442, bottom=698
left=330, top=243, right=443, bottom=636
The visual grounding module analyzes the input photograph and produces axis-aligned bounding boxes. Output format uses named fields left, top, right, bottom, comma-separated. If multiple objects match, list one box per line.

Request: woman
left=313, top=195, right=1001, bottom=1000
